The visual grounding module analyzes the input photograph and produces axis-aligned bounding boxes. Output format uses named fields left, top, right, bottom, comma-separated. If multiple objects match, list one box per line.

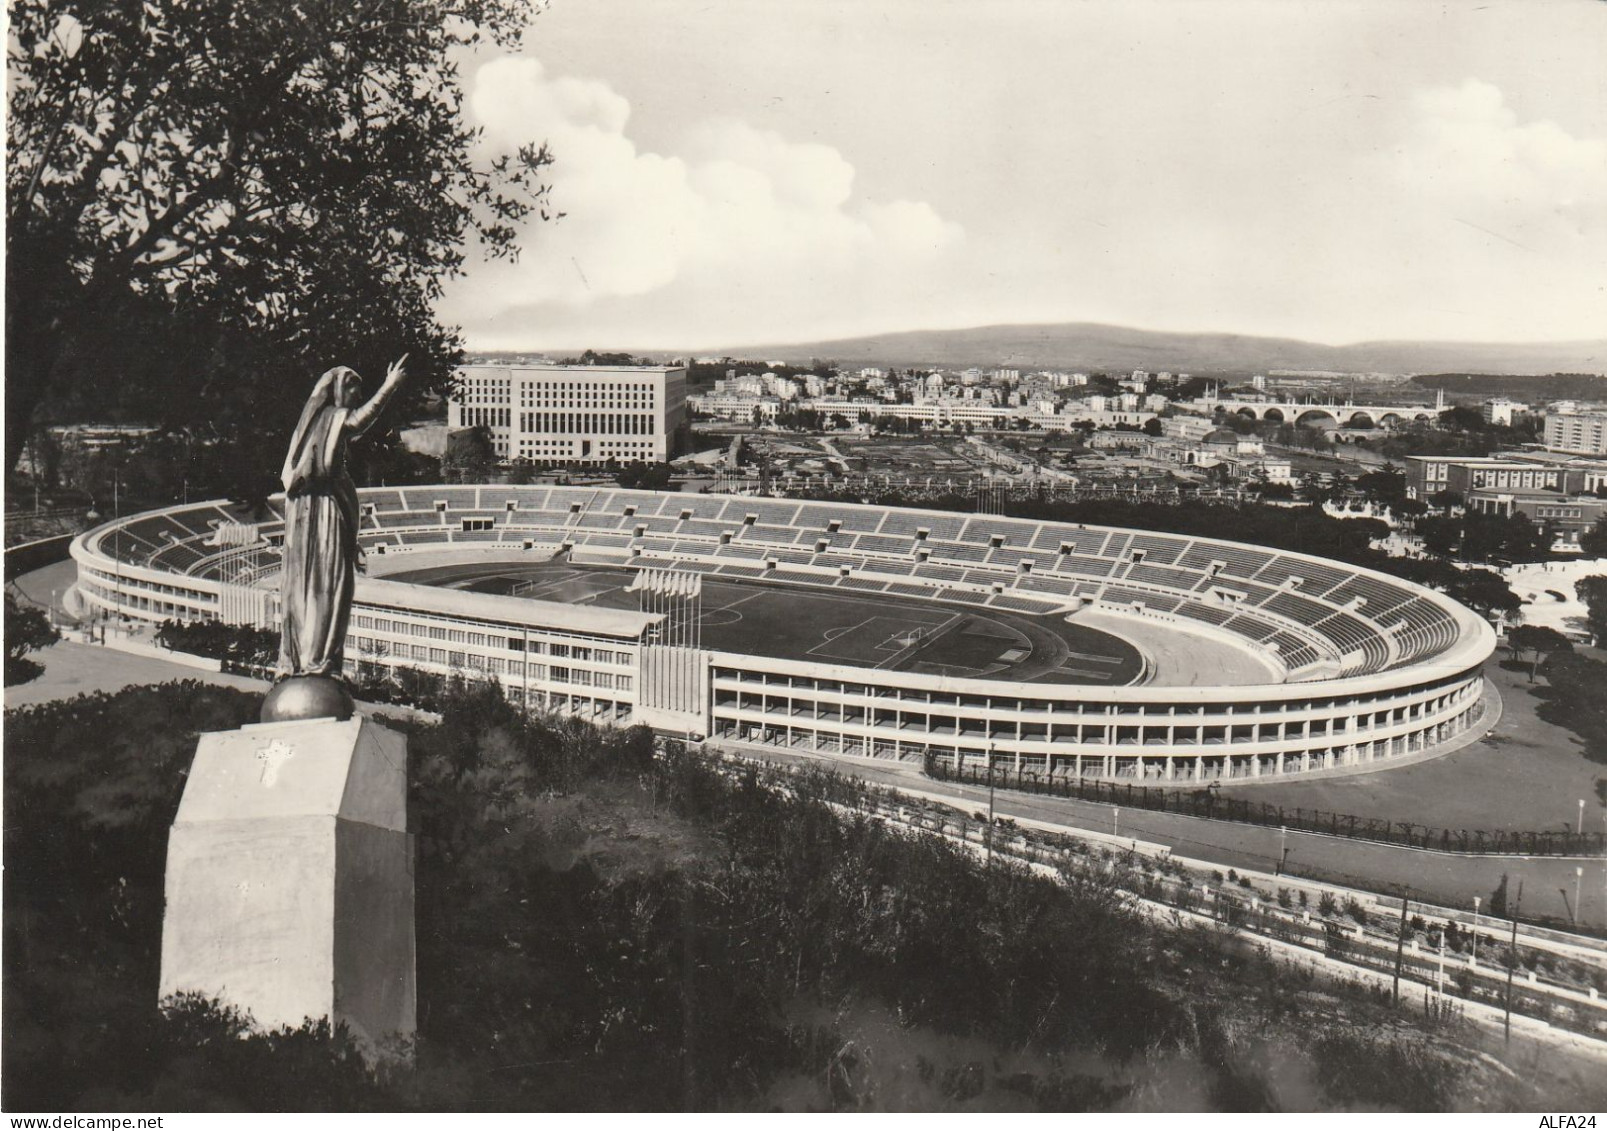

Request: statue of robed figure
left=262, top=357, right=407, bottom=721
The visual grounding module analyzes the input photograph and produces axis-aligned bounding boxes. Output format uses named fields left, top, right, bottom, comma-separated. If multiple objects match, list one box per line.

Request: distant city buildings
left=1405, top=453, right=1607, bottom=550
left=1544, top=411, right=1607, bottom=456
left=1481, top=398, right=1529, bottom=427
left=1162, top=417, right=1216, bottom=442
left=440, top=351, right=1607, bottom=530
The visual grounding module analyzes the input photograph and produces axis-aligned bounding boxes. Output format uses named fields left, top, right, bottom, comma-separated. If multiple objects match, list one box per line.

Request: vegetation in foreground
left=6, top=681, right=1603, bottom=1111
left=4, top=591, right=59, bottom=686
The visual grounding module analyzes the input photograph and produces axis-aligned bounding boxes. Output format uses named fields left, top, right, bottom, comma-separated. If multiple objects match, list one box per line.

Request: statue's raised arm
left=264, top=357, right=410, bottom=722
left=346, top=354, right=409, bottom=438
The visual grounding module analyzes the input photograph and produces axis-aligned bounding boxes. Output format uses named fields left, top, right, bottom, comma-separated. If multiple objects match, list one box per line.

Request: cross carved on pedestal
left=254, top=739, right=296, bottom=787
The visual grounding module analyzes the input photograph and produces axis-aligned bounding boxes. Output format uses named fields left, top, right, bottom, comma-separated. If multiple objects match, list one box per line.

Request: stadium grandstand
left=70, top=486, right=1496, bottom=784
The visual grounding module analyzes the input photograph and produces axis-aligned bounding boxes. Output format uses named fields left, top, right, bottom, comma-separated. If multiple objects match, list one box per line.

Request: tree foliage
left=4, top=591, right=60, bottom=685
left=1419, top=510, right=1547, bottom=564
left=1507, top=624, right=1572, bottom=681
left=443, top=425, right=499, bottom=482
left=1534, top=651, right=1607, bottom=765
left=1580, top=516, right=1607, bottom=559
left=154, top=618, right=276, bottom=674
left=616, top=460, right=674, bottom=491
left=5, top=680, right=1532, bottom=1110
left=5, top=0, right=555, bottom=470
left=1577, top=575, right=1607, bottom=646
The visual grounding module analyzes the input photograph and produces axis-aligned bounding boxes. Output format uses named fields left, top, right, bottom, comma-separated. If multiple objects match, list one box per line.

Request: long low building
left=71, top=486, right=1496, bottom=784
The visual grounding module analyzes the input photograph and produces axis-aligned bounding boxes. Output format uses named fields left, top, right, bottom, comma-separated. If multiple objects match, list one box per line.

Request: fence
left=3, top=532, right=77, bottom=580
left=924, top=757, right=1607, bottom=858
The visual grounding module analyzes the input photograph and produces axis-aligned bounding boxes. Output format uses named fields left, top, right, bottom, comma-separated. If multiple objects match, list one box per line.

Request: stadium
left=70, top=485, right=1496, bottom=783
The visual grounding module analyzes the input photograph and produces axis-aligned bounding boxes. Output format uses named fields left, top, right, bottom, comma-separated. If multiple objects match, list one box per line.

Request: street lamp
left=1437, top=930, right=1447, bottom=1006
left=985, top=744, right=997, bottom=870
left=1576, top=867, right=1584, bottom=928
left=1578, top=799, right=1586, bottom=837
left=1112, top=806, right=1120, bottom=839
left=1472, top=896, right=1480, bottom=965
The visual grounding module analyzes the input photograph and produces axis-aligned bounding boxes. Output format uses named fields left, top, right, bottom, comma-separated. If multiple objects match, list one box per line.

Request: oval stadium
left=69, top=485, right=1496, bottom=783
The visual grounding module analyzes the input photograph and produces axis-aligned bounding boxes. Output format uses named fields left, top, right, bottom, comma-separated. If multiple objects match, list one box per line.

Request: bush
left=153, top=618, right=276, bottom=673
left=5, top=591, right=59, bottom=685
left=4, top=681, right=1555, bottom=1111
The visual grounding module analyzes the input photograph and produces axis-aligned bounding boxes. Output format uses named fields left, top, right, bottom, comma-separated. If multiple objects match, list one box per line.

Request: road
left=731, top=743, right=1607, bottom=931
left=1216, top=659, right=1607, bottom=835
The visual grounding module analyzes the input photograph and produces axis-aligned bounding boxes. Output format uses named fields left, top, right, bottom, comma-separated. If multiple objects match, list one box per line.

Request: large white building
left=1544, top=411, right=1607, bottom=456
left=450, top=363, right=688, bottom=465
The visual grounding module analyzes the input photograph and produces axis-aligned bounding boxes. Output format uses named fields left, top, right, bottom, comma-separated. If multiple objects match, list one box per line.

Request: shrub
left=4, top=680, right=1542, bottom=1111
left=153, top=618, right=276, bottom=673
left=5, top=591, right=59, bottom=685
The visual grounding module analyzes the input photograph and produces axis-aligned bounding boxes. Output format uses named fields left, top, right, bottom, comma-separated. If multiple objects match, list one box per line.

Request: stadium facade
left=71, top=486, right=1495, bottom=783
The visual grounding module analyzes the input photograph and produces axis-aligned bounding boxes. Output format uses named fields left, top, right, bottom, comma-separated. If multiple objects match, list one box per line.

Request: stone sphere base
left=261, top=675, right=356, bottom=724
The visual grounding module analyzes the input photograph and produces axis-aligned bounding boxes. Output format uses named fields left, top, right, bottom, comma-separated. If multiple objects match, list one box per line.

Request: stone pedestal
left=159, top=715, right=414, bottom=1060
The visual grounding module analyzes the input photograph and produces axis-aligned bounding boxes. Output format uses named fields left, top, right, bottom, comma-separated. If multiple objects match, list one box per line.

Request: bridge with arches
left=1202, top=399, right=1440, bottom=429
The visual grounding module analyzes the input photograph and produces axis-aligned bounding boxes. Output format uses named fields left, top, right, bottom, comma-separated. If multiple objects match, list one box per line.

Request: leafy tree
left=1419, top=510, right=1546, bottom=564
left=1355, top=465, right=1407, bottom=505
left=1439, top=405, right=1486, bottom=432
left=444, top=426, right=498, bottom=482
left=1487, top=873, right=1509, bottom=919
left=1534, top=651, right=1607, bottom=764
left=1443, top=568, right=1522, bottom=620
left=5, top=0, right=554, bottom=470
left=1507, top=624, right=1572, bottom=682
left=617, top=461, right=673, bottom=491
left=559, top=350, right=645, bottom=367
left=4, top=591, right=60, bottom=685
left=1577, top=575, right=1607, bottom=646
left=504, top=458, right=537, bottom=485
left=1580, top=516, right=1607, bottom=559
left=154, top=618, right=276, bottom=674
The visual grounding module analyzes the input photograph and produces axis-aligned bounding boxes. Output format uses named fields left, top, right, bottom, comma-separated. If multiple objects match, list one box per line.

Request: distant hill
left=703, top=322, right=1607, bottom=376
left=1410, top=373, right=1607, bottom=401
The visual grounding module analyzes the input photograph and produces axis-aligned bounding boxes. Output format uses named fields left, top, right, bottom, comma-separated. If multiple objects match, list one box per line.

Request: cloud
left=444, top=56, right=963, bottom=344
left=1398, top=79, right=1607, bottom=236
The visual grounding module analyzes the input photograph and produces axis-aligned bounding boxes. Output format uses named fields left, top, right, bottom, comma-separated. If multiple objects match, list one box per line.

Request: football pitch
left=386, top=560, right=1143, bottom=686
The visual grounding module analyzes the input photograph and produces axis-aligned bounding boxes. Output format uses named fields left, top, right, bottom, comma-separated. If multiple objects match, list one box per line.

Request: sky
left=436, top=0, right=1607, bottom=352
